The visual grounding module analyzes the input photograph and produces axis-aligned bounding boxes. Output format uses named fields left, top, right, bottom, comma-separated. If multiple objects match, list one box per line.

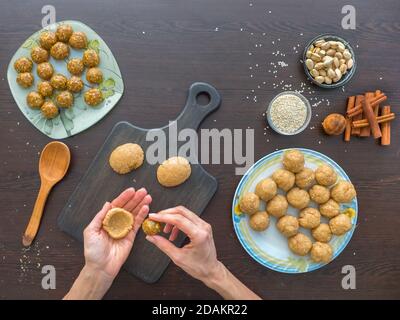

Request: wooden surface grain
left=0, top=0, right=399, bottom=299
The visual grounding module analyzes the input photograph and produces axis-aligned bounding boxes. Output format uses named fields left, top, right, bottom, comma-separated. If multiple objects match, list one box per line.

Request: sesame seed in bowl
left=266, top=91, right=312, bottom=135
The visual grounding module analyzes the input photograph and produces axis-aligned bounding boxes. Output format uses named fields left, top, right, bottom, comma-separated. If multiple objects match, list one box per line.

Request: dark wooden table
left=1, top=0, right=399, bottom=299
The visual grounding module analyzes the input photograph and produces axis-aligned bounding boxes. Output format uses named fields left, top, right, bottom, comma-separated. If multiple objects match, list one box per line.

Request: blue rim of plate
left=232, top=148, right=358, bottom=274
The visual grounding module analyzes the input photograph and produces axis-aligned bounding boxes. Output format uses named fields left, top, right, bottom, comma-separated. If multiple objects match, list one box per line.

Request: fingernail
left=139, top=187, right=147, bottom=193
left=148, top=213, right=156, bottom=217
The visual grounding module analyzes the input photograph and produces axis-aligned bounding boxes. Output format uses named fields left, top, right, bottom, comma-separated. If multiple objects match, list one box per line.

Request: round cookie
left=109, top=143, right=144, bottom=174
left=102, top=207, right=134, bottom=239
left=157, top=156, right=191, bottom=187
left=255, top=178, right=277, bottom=202
left=142, top=218, right=162, bottom=236
left=249, top=211, right=269, bottom=231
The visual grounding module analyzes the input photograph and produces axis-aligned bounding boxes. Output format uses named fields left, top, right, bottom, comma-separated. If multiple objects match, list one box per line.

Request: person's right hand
left=145, top=206, right=222, bottom=284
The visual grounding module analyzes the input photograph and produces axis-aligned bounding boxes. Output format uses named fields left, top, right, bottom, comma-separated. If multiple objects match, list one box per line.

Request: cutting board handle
left=176, top=82, right=221, bottom=131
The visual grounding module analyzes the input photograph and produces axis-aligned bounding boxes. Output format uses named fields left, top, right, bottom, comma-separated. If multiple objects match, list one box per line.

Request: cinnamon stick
left=362, top=94, right=382, bottom=139
left=352, top=113, right=395, bottom=128
left=351, top=95, right=363, bottom=135
left=344, top=96, right=355, bottom=142
left=374, top=90, right=381, bottom=117
left=381, top=106, right=391, bottom=146
left=347, top=94, right=387, bottom=117
left=360, top=92, right=374, bottom=136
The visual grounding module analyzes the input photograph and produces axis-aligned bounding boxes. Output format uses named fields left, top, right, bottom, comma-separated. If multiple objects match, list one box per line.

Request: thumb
left=87, top=202, right=112, bottom=232
left=146, top=235, right=180, bottom=260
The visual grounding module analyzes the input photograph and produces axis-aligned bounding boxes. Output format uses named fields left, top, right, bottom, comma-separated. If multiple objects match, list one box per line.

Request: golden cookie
left=102, top=208, right=134, bottom=239
left=157, top=156, right=191, bottom=187
left=109, top=143, right=144, bottom=174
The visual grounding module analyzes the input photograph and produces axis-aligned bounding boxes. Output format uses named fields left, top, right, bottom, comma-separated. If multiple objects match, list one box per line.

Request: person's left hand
left=83, top=187, right=152, bottom=281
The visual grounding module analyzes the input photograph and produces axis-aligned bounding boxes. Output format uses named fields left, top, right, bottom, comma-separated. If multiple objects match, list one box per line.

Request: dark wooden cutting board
left=58, top=82, right=221, bottom=283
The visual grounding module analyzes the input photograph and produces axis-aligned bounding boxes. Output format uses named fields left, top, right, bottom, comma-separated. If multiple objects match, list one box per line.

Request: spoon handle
left=22, top=181, right=53, bottom=247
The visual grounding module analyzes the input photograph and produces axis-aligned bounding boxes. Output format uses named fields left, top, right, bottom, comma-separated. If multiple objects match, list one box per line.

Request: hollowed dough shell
left=102, top=208, right=134, bottom=239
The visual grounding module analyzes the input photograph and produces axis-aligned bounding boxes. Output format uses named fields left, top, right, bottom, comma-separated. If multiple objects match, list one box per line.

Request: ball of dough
left=41, top=101, right=59, bottom=119
left=56, top=24, right=73, bottom=42
left=14, top=57, right=33, bottom=73
left=277, top=215, right=299, bottom=237
left=249, top=211, right=269, bottom=231
left=311, top=242, right=333, bottom=263
left=31, top=46, right=49, bottom=64
left=67, top=58, right=85, bottom=75
left=315, top=164, right=337, bottom=186
left=39, top=31, right=57, bottom=50
left=239, top=192, right=260, bottom=215
left=287, top=187, right=310, bottom=209
left=295, top=168, right=315, bottom=189
left=288, top=233, right=312, bottom=256
left=16, top=72, right=34, bottom=88
left=50, top=74, right=68, bottom=90
left=67, top=76, right=84, bottom=93
left=329, top=213, right=352, bottom=235
left=142, top=218, right=162, bottom=236
left=157, top=156, right=191, bottom=187
left=37, top=81, right=53, bottom=97
left=331, top=181, right=356, bottom=203
left=86, top=67, right=103, bottom=84
left=312, top=223, right=332, bottom=243
left=282, top=149, right=305, bottom=173
left=102, top=207, right=134, bottom=239
left=266, top=194, right=288, bottom=218
left=319, top=199, right=340, bottom=218
left=255, top=178, right=277, bottom=202
left=26, top=92, right=44, bottom=109
left=84, top=88, right=104, bottom=106
left=109, top=143, right=144, bottom=174
left=83, top=49, right=100, bottom=67
left=309, top=184, right=330, bottom=204
left=69, top=31, right=88, bottom=49
left=56, top=91, right=74, bottom=108
left=37, top=62, right=54, bottom=80
left=272, top=169, right=295, bottom=192
left=299, top=207, right=321, bottom=229
left=50, top=42, right=70, bottom=60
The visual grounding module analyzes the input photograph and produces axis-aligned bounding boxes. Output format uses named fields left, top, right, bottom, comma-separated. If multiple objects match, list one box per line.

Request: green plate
left=7, top=20, right=124, bottom=139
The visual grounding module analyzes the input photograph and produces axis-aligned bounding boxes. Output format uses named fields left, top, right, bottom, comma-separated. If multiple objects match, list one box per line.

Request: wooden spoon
left=22, top=141, right=71, bottom=247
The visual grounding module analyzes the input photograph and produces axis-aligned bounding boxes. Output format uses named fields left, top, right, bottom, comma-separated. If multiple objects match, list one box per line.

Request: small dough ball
left=84, top=88, right=104, bottom=106
left=86, top=67, right=103, bottom=84
left=319, top=199, right=340, bottom=218
left=39, top=31, right=57, bottom=50
left=299, top=207, right=321, bottom=229
left=56, top=24, right=73, bottom=42
left=67, top=58, right=85, bottom=75
left=272, top=169, right=295, bottom=192
left=16, top=72, right=34, bottom=88
left=249, top=211, right=269, bottom=231
left=67, top=76, right=84, bottom=93
left=312, top=223, right=332, bottom=243
left=83, top=49, right=100, bottom=67
left=56, top=90, right=74, bottom=108
left=287, top=187, right=310, bottom=209
left=331, top=181, right=356, bottom=203
left=142, top=218, right=162, bottom=236
left=109, top=143, right=144, bottom=174
left=266, top=194, right=288, bottom=218
left=309, top=184, right=330, bottom=204
left=30, top=46, right=49, bottom=64
left=40, top=101, right=59, bottom=119
left=69, top=31, right=88, bottom=49
left=315, top=164, right=337, bottom=186
left=282, top=149, right=305, bottom=173
left=157, top=156, right=191, bottom=187
left=255, top=178, right=277, bottom=202
left=329, top=213, right=352, bottom=235
left=50, top=42, right=70, bottom=60
left=288, top=233, right=312, bottom=256
left=102, top=208, right=134, bottom=240
left=277, top=215, right=299, bottom=237
left=14, top=57, right=33, bottom=73
left=26, top=92, right=44, bottom=109
left=295, top=168, right=315, bottom=189
left=311, top=242, right=333, bottom=263
left=37, top=81, right=53, bottom=97
left=37, top=62, right=54, bottom=80
left=50, top=74, right=68, bottom=90
left=239, top=192, right=260, bottom=215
